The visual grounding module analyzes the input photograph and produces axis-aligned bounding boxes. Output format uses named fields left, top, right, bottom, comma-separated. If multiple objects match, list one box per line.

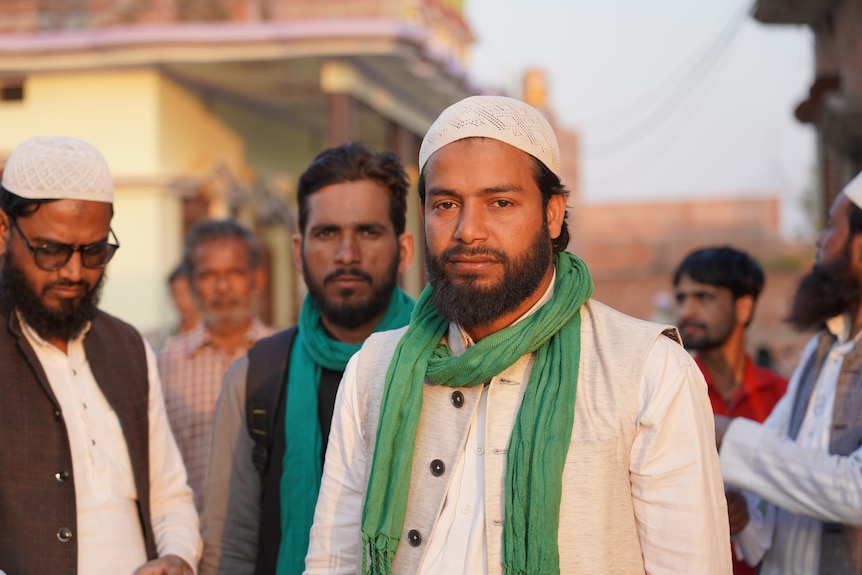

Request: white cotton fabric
left=2, top=136, right=114, bottom=203
left=18, top=314, right=201, bottom=573
left=419, top=96, right=561, bottom=178
left=304, top=291, right=732, bottom=574
left=843, top=169, right=862, bottom=209
left=722, top=314, right=862, bottom=575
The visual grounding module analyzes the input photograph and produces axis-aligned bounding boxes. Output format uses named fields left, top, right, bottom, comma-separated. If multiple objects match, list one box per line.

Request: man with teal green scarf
left=305, top=97, right=732, bottom=574
left=200, top=142, right=415, bottom=575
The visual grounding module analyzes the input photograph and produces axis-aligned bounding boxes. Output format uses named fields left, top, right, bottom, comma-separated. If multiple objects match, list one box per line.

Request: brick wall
left=570, top=195, right=814, bottom=377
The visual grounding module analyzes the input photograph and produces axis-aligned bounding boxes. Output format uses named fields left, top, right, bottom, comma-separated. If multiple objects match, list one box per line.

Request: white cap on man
left=419, top=95, right=561, bottom=179
left=1, top=136, right=114, bottom=203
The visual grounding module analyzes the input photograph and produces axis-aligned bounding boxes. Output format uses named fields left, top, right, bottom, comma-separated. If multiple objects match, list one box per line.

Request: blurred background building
left=2, top=0, right=856, bottom=377
left=0, top=0, right=476, bottom=331
left=755, top=0, right=862, bottom=218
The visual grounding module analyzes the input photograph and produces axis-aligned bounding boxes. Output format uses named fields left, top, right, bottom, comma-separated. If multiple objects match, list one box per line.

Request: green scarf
left=275, top=287, right=415, bottom=575
left=361, top=251, right=593, bottom=575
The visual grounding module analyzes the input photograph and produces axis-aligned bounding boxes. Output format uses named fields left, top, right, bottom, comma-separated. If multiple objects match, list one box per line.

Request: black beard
left=0, top=254, right=103, bottom=341
left=425, top=221, right=552, bottom=329
left=787, top=260, right=860, bottom=331
left=677, top=316, right=735, bottom=351
left=304, top=258, right=399, bottom=330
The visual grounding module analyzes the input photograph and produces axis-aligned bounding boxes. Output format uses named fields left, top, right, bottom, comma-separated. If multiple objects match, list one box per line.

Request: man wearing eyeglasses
left=0, top=136, right=201, bottom=574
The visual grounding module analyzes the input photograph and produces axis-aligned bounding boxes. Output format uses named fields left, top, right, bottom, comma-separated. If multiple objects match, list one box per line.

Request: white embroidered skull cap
left=843, top=170, right=862, bottom=210
left=419, top=95, right=561, bottom=179
left=2, top=136, right=114, bottom=203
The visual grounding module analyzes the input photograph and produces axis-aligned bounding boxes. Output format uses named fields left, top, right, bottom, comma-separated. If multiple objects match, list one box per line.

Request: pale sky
left=465, top=0, right=816, bottom=239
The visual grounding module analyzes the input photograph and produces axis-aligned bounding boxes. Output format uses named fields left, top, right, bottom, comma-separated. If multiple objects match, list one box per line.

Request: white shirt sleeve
left=630, top=336, right=733, bottom=574
left=721, top=415, right=862, bottom=525
left=730, top=491, right=775, bottom=566
left=145, top=341, right=204, bottom=570
left=721, top=334, right=862, bottom=527
left=304, top=352, right=367, bottom=575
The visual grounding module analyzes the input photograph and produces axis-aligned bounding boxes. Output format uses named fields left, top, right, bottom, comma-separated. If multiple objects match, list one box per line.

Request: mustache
left=678, top=320, right=706, bottom=331
left=439, top=245, right=507, bottom=263
left=42, top=279, right=88, bottom=292
left=325, top=267, right=373, bottom=283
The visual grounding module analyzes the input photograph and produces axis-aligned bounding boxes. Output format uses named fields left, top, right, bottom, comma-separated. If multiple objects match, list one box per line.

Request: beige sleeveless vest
left=352, top=299, right=680, bottom=574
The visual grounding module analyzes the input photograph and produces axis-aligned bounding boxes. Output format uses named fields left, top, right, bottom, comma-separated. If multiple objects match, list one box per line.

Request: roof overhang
left=753, top=0, right=838, bottom=25
left=0, top=20, right=480, bottom=137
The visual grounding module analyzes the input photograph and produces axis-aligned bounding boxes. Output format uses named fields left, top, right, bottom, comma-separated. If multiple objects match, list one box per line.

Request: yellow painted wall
left=0, top=70, right=161, bottom=173
left=0, top=69, right=252, bottom=333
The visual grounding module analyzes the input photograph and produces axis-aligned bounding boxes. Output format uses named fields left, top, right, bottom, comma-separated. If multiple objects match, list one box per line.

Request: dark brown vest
left=788, top=330, right=862, bottom=574
left=0, top=302, right=156, bottom=574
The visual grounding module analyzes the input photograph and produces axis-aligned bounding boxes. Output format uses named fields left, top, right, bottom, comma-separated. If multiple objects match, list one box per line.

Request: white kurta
left=305, top=289, right=731, bottom=574
left=21, top=315, right=202, bottom=575
left=722, top=314, right=862, bottom=575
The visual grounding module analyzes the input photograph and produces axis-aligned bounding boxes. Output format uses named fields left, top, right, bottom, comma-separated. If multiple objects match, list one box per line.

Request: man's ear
left=397, top=232, right=415, bottom=274
left=0, top=210, right=8, bottom=257
left=734, top=294, right=755, bottom=327
left=546, top=194, right=566, bottom=241
left=291, top=233, right=304, bottom=276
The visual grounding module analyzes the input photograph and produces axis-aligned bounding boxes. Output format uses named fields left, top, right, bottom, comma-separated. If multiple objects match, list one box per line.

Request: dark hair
left=0, top=185, right=54, bottom=218
left=182, top=219, right=263, bottom=274
left=0, top=185, right=114, bottom=220
left=417, top=146, right=570, bottom=252
left=672, top=246, right=764, bottom=301
left=297, top=142, right=409, bottom=236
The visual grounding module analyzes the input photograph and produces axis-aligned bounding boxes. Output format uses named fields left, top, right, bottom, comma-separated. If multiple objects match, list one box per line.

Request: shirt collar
left=449, top=269, right=557, bottom=356
left=824, top=313, right=862, bottom=346
left=183, top=317, right=270, bottom=356
left=16, top=309, right=91, bottom=351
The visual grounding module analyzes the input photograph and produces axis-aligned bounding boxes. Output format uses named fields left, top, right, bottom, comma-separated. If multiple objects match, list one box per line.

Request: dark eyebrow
left=426, top=184, right=525, bottom=199
left=308, top=222, right=389, bottom=234
left=29, top=233, right=110, bottom=248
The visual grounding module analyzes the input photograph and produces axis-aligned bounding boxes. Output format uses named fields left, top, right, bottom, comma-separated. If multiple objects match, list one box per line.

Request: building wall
left=0, top=68, right=254, bottom=333
left=571, top=195, right=813, bottom=377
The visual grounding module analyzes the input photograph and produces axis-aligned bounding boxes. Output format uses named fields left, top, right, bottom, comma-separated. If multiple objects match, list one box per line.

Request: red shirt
left=696, top=354, right=788, bottom=575
left=697, top=355, right=787, bottom=421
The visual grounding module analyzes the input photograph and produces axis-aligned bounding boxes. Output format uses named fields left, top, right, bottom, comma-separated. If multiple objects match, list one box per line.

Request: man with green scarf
left=200, top=142, right=415, bottom=575
left=305, top=96, right=732, bottom=574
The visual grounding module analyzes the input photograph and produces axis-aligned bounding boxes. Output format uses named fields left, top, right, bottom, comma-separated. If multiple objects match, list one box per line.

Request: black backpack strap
left=245, top=326, right=298, bottom=475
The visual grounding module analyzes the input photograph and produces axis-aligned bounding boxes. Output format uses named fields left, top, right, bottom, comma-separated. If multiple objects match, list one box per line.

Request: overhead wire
left=585, top=0, right=755, bottom=157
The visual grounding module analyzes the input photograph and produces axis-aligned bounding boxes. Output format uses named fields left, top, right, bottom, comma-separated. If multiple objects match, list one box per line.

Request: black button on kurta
left=57, top=528, right=72, bottom=542
left=55, top=469, right=70, bottom=482
left=451, top=391, right=464, bottom=408
left=430, top=459, right=445, bottom=476
left=407, top=529, right=422, bottom=546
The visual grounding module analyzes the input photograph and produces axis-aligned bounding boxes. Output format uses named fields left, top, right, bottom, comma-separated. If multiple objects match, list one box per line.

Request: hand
left=133, top=554, right=195, bottom=575
left=714, top=414, right=733, bottom=449
left=726, top=489, right=750, bottom=535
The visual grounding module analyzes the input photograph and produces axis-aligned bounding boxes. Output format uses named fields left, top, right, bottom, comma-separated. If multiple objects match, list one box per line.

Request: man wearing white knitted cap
left=716, top=169, right=862, bottom=575
left=305, top=95, right=732, bottom=574
left=0, top=136, right=201, bottom=574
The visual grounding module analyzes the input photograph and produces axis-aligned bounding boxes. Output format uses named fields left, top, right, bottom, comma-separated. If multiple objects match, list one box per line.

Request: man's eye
left=39, top=244, right=69, bottom=257
left=493, top=199, right=513, bottom=208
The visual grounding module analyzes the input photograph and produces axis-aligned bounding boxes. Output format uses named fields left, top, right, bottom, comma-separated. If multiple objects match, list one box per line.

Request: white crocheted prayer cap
left=2, top=136, right=114, bottom=203
left=844, top=170, right=862, bottom=210
left=419, top=95, right=561, bottom=179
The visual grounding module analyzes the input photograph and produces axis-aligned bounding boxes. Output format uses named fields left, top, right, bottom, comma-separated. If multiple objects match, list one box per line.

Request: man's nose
left=453, top=203, right=488, bottom=244
left=335, top=233, right=360, bottom=263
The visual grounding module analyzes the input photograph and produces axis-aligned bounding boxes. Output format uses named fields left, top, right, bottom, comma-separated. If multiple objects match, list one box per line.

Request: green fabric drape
left=275, top=287, right=414, bottom=575
left=361, top=251, right=593, bottom=575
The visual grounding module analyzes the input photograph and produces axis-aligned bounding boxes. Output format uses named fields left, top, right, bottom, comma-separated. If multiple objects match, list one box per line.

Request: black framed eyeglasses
left=8, top=216, right=120, bottom=271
